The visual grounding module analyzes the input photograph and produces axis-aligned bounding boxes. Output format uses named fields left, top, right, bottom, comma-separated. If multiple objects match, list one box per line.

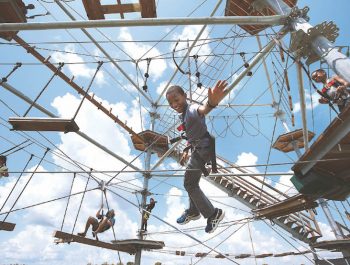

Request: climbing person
left=166, top=80, right=228, bottom=233
left=0, top=155, right=9, bottom=178
left=141, top=197, right=157, bottom=232
left=78, top=207, right=115, bottom=240
left=312, top=69, right=350, bottom=112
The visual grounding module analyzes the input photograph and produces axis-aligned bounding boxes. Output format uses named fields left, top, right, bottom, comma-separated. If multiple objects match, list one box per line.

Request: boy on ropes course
left=78, top=208, right=115, bottom=240
left=166, top=80, right=228, bottom=233
left=141, top=197, right=157, bottom=232
left=312, top=69, right=350, bottom=112
left=0, top=155, right=9, bottom=178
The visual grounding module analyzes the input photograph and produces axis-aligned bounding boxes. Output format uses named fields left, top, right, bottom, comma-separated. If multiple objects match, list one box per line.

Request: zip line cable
left=0, top=139, right=32, bottom=156
left=0, top=187, right=99, bottom=216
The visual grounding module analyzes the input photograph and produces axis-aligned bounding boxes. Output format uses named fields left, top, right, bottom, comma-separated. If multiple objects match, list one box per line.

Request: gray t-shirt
left=180, top=103, right=209, bottom=147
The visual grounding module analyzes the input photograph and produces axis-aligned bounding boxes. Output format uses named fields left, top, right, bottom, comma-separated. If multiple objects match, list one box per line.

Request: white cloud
left=51, top=44, right=106, bottom=86
left=172, top=25, right=211, bottom=59
left=294, top=91, right=320, bottom=113
left=119, top=28, right=167, bottom=81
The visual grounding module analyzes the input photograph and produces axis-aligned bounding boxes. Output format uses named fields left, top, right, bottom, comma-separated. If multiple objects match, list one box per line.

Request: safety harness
left=170, top=105, right=218, bottom=176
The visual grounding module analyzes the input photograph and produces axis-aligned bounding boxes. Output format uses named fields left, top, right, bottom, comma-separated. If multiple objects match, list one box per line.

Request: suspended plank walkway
left=9, top=117, right=79, bottom=133
left=53, top=230, right=164, bottom=254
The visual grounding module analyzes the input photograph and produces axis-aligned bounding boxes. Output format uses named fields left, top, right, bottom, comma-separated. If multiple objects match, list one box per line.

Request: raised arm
left=198, top=80, right=228, bottom=116
left=333, top=75, right=350, bottom=87
left=95, top=207, right=103, bottom=218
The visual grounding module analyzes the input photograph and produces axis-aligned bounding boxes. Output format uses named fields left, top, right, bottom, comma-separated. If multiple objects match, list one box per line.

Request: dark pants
left=184, top=146, right=215, bottom=219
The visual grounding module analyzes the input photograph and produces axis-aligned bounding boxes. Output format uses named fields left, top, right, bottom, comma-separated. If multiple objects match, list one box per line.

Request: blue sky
left=1, top=0, right=350, bottom=264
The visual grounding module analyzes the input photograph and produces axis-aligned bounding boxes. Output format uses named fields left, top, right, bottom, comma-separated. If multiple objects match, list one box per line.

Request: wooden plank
left=53, top=231, right=164, bottom=253
left=139, top=0, right=157, bottom=18
left=82, top=0, right=105, bottom=20
left=8, top=117, right=79, bottom=132
left=0, top=221, right=16, bottom=231
left=53, top=230, right=135, bottom=254
left=252, top=194, right=318, bottom=219
left=102, top=3, right=141, bottom=14
left=312, top=238, right=350, bottom=251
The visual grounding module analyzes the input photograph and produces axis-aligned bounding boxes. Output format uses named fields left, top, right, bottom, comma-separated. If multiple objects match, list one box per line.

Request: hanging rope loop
left=172, top=40, right=190, bottom=75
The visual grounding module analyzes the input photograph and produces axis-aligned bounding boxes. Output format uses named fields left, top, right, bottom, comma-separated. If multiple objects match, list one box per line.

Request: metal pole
left=54, top=0, right=153, bottom=105
left=152, top=172, right=294, bottom=177
left=0, top=82, right=141, bottom=172
left=155, top=0, right=223, bottom=104
left=319, top=198, right=343, bottom=239
left=296, top=61, right=309, bottom=150
left=0, top=15, right=287, bottom=31
left=134, top=106, right=156, bottom=265
left=256, top=35, right=276, bottom=103
left=262, top=0, right=350, bottom=82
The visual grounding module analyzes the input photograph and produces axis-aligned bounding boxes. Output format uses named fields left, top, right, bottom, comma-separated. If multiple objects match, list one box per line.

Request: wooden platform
left=224, top=0, right=297, bottom=35
left=112, top=239, right=165, bottom=253
left=273, top=129, right=315, bottom=153
left=131, top=130, right=169, bottom=156
left=252, top=194, right=318, bottom=219
left=9, top=117, right=79, bottom=133
left=0, top=0, right=27, bottom=41
left=0, top=221, right=16, bottom=231
left=82, top=0, right=156, bottom=20
left=291, top=104, right=350, bottom=201
left=312, top=238, right=350, bottom=252
left=53, top=231, right=164, bottom=254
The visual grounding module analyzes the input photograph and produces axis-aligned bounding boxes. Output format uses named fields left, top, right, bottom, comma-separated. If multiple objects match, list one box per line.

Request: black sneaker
left=205, top=208, right=225, bottom=233
left=176, top=210, right=201, bottom=225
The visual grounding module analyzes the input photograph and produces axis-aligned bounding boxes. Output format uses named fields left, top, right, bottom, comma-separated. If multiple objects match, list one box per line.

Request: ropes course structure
left=0, top=0, right=350, bottom=265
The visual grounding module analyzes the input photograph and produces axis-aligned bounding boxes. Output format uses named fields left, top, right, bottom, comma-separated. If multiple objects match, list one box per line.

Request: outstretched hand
left=208, top=80, right=228, bottom=106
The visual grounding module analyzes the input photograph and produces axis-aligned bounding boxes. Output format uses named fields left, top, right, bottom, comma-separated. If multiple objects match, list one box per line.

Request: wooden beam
left=117, top=0, right=124, bottom=19
left=0, top=221, right=16, bottom=231
left=139, top=0, right=157, bottom=18
left=82, top=0, right=104, bottom=20
left=101, top=3, right=141, bottom=14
